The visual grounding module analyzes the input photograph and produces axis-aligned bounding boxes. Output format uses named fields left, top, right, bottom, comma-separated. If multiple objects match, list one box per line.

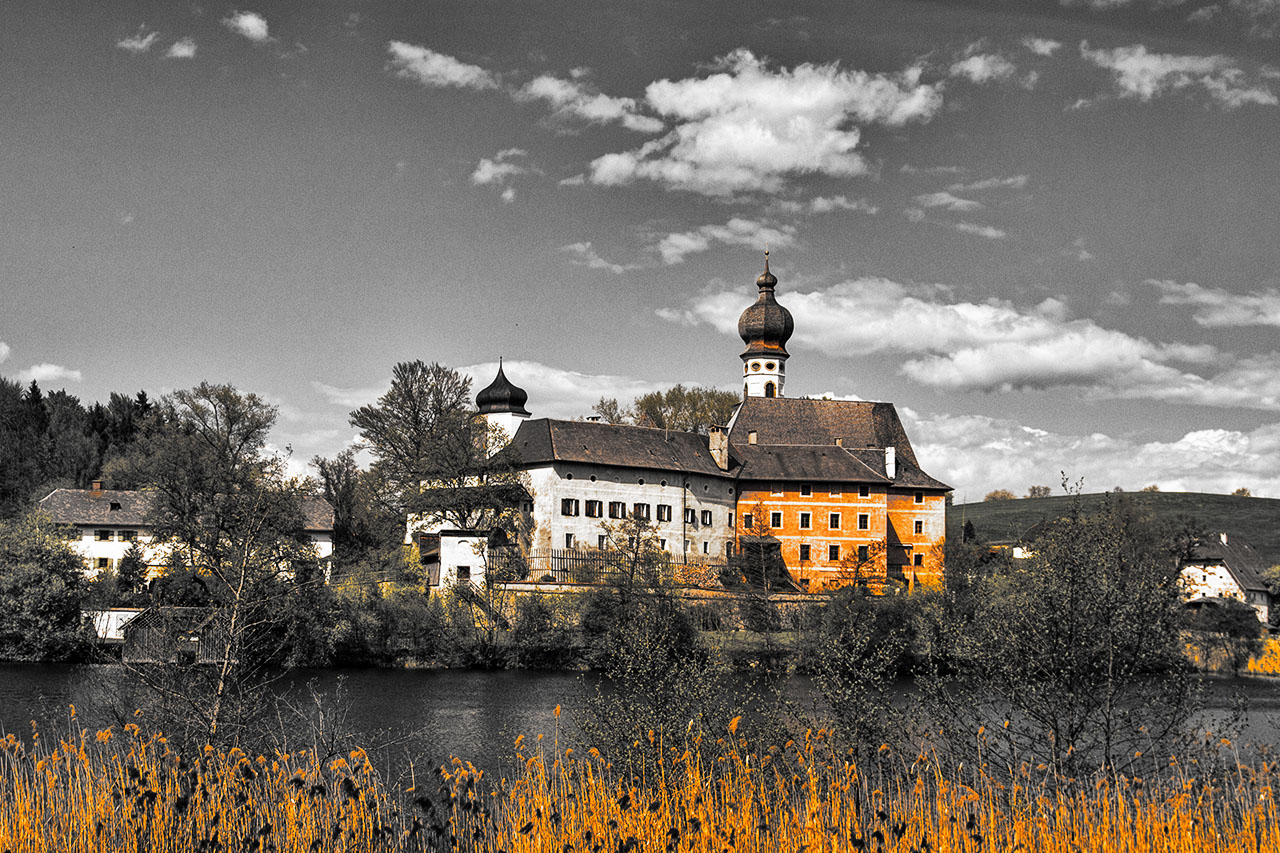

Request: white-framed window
left=800, top=483, right=812, bottom=496
left=799, top=512, right=811, bottom=530
left=828, top=544, right=840, bottom=562
left=858, top=545, right=869, bottom=562
left=858, top=513, right=869, bottom=531
left=95, top=529, right=113, bottom=542
left=120, top=530, right=137, bottom=542
left=799, top=543, right=810, bottom=562
left=770, top=511, right=782, bottom=528
left=829, top=512, right=841, bottom=530
left=560, top=498, right=580, bottom=517
left=914, top=519, right=923, bottom=535
left=913, top=553, right=924, bottom=566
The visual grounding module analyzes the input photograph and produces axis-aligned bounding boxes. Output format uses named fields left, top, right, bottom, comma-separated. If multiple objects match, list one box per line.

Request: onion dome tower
left=476, top=358, right=531, bottom=442
left=737, top=250, right=794, bottom=398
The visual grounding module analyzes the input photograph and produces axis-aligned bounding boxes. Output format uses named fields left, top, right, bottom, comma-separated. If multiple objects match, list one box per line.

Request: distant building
left=414, top=252, right=950, bottom=591
left=39, top=482, right=335, bottom=577
left=1180, top=533, right=1272, bottom=624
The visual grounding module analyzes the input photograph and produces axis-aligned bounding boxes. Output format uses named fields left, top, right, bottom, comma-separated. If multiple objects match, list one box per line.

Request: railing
left=488, top=548, right=726, bottom=587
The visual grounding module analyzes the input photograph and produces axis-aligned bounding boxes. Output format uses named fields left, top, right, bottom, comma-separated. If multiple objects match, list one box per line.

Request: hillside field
left=948, top=492, right=1280, bottom=567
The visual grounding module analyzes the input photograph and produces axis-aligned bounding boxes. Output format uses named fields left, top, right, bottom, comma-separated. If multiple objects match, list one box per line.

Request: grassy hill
left=948, top=492, right=1280, bottom=567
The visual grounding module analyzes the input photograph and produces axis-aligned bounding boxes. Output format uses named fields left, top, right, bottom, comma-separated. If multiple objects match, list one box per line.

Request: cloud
left=312, top=380, right=385, bottom=408
left=1151, top=279, right=1280, bottom=326
left=949, top=53, right=1018, bottom=84
left=460, top=360, right=672, bottom=420
left=386, top=41, right=500, bottom=90
left=655, top=217, right=797, bottom=265
left=16, top=363, right=82, bottom=384
left=947, top=174, right=1028, bottom=192
left=117, top=28, right=160, bottom=54
left=519, top=74, right=664, bottom=132
left=658, top=277, right=1280, bottom=408
left=165, top=38, right=197, bottom=59
left=587, top=48, right=942, bottom=196
left=1080, top=42, right=1277, bottom=108
left=0, top=342, right=9, bottom=365
left=905, top=408, right=1280, bottom=499
left=500, top=187, right=517, bottom=203
left=951, top=222, right=1008, bottom=239
left=1023, top=37, right=1063, bottom=56
left=471, top=148, right=530, bottom=184
left=913, top=191, right=983, bottom=212
left=222, top=11, right=271, bottom=44
left=560, top=242, right=645, bottom=274
left=900, top=164, right=965, bottom=175
left=775, top=195, right=878, bottom=215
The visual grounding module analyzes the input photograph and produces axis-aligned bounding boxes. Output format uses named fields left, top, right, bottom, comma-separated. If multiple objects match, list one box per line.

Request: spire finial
left=764, top=248, right=770, bottom=273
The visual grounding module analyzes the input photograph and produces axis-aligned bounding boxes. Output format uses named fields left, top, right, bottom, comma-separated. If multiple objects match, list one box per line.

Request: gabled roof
left=844, top=448, right=952, bottom=491
left=727, top=397, right=921, bottom=467
left=38, top=489, right=335, bottom=532
left=508, top=418, right=736, bottom=478
left=1184, top=535, right=1269, bottom=593
left=730, top=444, right=889, bottom=483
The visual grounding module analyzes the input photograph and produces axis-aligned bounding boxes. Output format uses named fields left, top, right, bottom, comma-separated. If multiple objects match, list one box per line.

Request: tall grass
left=1, top=709, right=1275, bottom=852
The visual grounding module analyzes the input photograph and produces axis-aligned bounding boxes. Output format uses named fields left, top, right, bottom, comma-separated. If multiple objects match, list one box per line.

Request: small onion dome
left=476, top=360, right=531, bottom=415
left=737, top=251, right=794, bottom=358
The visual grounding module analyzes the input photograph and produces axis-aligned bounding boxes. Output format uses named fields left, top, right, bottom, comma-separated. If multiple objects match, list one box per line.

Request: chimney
left=835, top=438, right=843, bottom=447
left=708, top=425, right=730, bottom=471
left=1220, top=532, right=1229, bottom=545
left=90, top=480, right=104, bottom=496
left=747, top=430, right=758, bottom=446
left=884, top=446, right=896, bottom=480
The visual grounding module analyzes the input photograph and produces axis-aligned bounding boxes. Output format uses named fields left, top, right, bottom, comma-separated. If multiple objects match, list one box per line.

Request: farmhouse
left=1180, top=533, right=1272, bottom=624
left=414, top=253, right=949, bottom=591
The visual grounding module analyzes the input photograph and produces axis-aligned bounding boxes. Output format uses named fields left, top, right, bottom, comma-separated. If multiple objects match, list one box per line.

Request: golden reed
left=0, top=708, right=1275, bottom=852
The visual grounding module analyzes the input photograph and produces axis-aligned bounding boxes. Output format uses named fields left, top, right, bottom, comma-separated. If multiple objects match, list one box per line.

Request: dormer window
left=109, top=502, right=122, bottom=511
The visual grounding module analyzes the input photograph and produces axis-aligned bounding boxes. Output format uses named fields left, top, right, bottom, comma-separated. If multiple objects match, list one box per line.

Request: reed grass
left=1, top=708, right=1275, bottom=852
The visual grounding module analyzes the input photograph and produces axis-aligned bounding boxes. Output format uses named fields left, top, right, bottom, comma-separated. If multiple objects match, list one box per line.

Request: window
left=685, top=508, right=697, bottom=524
left=859, top=485, right=869, bottom=498
left=560, top=498, right=580, bottom=516
left=564, top=534, right=575, bottom=549
left=598, top=535, right=607, bottom=549
left=700, top=510, right=712, bottom=526
left=684, top=540, right=690, bottom=552
left=828, top=544, right=840, bottom=562
left=660, top=538, right=667, bottom=550
left=858, top=514, right=869, bottom=531
left=771, top=482, right=783, bottom=496
left=800, top=483, right=812, bottom=496
left=656, top=504, right=672, bottom=522
left=632, top=503, right=651, bottom=520
left=829, top=513, right=841, bottom=530
left=120, top=530, right=137, bottom=542
left=608, top=501, right=626, bottom=519
left=830, top=485, right=841, bottom=497
left=914, top=519, right=923, bottom=535
left=770, top=511, right=782, bottom=528
left=702, top=541, right=709, bottom=554
left=95, top=529, right=112, bottom=542
left=799, top=512, right=811, bottom=529
left=915, top=491, right=924, bottom=504
left=585, top=500, right=603, bottom=518
left=97, top=557, right=110, bottom=570
left=726, top=542, right=734, bottom=559
left=457, top=566, right=471, bottom=581
left=566, top=473, right=573, bottom=480
left=858, top=545, right=869, bottom=562
left=799, top=544, right=810, bottom=562
left=743, top=513, right=753, bottom=530
left=109, top=501, right=122, bottom=511
left=913, top=553, right=924, bottom=567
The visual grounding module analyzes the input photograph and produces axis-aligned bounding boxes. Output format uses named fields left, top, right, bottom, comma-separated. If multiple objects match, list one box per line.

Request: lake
left=2, top=664, right=1277, bottom=782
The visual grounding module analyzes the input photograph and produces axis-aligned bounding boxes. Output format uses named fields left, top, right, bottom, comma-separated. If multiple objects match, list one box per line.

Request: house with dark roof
left=1180, top=533, right=1272, bottom=624
left=39, top=482, right=335, bottom=577
left=414, top=252, right=950, bottom=591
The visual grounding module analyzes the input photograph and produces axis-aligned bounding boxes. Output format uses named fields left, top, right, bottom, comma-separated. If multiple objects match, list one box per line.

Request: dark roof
left=39, top=489, right=335, bottom=532
left=844, top=449, right=952, bottom=491
left=728, top=397, right=921, bottom=466
left=476, top=361, right=531, bottom=416
left=508, top=419, right=735, bottom=478
left=1184, top=535, right=1269, bottom=593
left=731, top=444, right=889, bottom=483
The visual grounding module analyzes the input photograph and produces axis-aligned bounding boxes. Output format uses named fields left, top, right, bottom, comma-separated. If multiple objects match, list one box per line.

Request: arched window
left=765, top=382, right=776, bottom=398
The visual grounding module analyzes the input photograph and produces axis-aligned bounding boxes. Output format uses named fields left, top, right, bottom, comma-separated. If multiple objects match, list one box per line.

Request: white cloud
left=914, top=191, right=983, bottom=212
left=951, top=221, right=1008, bottom=240
left=559, top=242, right=644, bottom=275
left=587, top=48, right=942, bottom=196
left=905, top=409, right=1280, bottom=500
left=656, top=217, right=797, bottom=265
left=776, top=195, right=878, bottom=215
left=165, top=38, right=197, bottom=59
left=1151, top=279, right=1280, bottom=326
left=461, top=360, right=672, bottom=420
left=117, top=28, right=159, bottom=54
left=311, top=380, right=385, bottom=408
left=386, top=41, right=500, bottom=90
left=16, top=363, right=82, bottom=384
left=900, top=164, right=965, bottom=175
left=1080, top=42, right=1277, bottom=108
left=947, top=174, right=1028, bottom=192
left=949, top=53, right=1018, bottom=84
left=471, top=148, right=531, bottom=185
left=500, top=187, right=517, bottom=204
left=1023, top=37, right=1063, bottom=57
left=519, top=75, right=664, bottom=132
left=222, top=11, right=271, bottom=44
left=0, top=342, right=9, bottom=365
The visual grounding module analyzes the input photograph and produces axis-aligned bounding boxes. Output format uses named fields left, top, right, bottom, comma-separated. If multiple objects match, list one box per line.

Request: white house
left=39, top=482, right=335, bottom=577
left=1180, top=533, right=1272, bottom=624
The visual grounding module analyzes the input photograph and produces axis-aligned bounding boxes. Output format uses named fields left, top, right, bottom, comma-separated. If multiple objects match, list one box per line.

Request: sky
left=3, top=0, right=1279, bottom=499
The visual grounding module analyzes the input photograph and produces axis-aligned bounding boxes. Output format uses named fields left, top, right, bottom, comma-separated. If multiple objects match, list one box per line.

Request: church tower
left=476, top=359, right=531, bottom=442
left=737, top=251, right=794, bottom=398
